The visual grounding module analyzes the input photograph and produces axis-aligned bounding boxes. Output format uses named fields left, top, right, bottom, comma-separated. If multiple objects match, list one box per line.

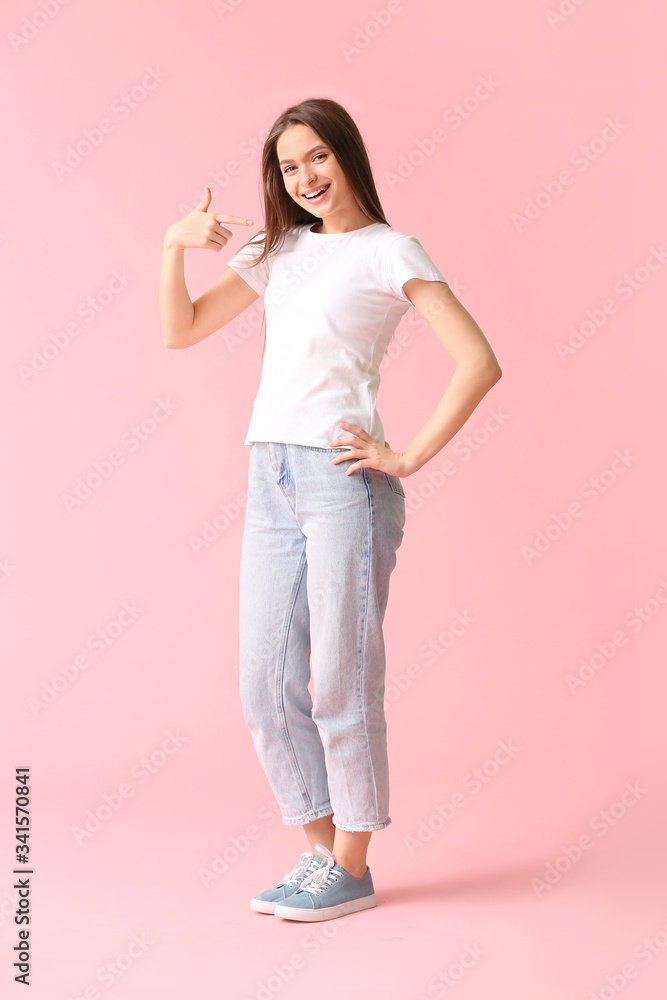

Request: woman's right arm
left=159, top=187, right=259, bottom=350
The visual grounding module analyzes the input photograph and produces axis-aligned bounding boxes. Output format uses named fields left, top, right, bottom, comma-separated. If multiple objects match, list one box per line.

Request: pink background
left=2, top=0, right=666, bottom=997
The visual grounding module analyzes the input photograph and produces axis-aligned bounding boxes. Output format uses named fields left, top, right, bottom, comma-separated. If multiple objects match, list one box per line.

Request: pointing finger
left=212, top=215, right=254, bottom=225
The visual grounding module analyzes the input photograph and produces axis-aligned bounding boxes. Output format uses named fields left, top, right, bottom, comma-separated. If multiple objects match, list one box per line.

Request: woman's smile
left=301, top=183, right=331, bottom=204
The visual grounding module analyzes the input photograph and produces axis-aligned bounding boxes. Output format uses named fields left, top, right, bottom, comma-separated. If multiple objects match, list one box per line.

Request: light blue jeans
left=238, top=442, right=406, bottom=832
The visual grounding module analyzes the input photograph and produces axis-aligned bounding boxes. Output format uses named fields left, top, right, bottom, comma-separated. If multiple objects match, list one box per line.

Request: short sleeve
left=227, top=235, right=271, bottom=296
left=382, top=235, right=448, bottom=302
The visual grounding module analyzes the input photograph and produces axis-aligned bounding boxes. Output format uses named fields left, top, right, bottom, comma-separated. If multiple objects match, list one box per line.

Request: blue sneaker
left=273, top=843, right=377, bottom=921
left=250, top=850, right=326, bottom=914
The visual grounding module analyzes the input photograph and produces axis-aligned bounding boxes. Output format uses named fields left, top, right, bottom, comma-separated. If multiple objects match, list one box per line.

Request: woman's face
left=277, top=124, right=356, bottom=219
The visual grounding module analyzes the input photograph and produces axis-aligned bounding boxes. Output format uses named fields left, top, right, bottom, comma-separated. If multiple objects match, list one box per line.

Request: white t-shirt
left=227, top=221, right=448, bottom=449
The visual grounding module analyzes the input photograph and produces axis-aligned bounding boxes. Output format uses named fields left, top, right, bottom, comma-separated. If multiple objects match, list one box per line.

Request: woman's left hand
left=327, top=422, right=409, bottom=477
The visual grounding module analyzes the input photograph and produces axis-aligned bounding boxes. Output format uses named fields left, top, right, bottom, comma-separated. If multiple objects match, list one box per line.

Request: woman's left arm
left=328, top=278, right=502, bottom=477
left=397, top=277, right=502, bottom=474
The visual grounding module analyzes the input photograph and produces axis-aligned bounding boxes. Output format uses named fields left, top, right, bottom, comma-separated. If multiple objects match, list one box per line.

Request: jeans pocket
left=384, top=472, right=406, bottom=498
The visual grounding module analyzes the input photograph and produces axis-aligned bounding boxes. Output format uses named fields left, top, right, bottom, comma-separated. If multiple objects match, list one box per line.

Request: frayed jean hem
left=280, top=807, right=391, bottom=832
left=332, top=816, right=392, bottom=832
left=282, top=805, right=334, bottom=826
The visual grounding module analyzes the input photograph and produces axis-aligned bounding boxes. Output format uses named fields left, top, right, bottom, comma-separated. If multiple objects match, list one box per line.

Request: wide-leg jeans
left=238, top=441, right=406, bottom=832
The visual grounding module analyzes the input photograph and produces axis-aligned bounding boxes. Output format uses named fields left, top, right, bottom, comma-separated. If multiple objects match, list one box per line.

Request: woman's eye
left=284, top=153, right=328, bottom=174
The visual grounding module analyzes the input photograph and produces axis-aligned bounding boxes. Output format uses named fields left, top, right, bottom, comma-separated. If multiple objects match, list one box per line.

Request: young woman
left=159, top=98, right=502, bottom=923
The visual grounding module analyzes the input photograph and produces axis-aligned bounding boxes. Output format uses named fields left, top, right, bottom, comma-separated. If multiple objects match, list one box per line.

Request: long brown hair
left=233, top=98, right=390, bottom=359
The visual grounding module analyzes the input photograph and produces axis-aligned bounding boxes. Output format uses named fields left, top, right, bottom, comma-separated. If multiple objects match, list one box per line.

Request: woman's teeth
left=304, top=184, right=330, bottom=202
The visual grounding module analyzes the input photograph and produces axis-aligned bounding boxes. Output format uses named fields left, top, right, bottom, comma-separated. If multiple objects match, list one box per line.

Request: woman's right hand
left=166, top=186, right=254, bottom=252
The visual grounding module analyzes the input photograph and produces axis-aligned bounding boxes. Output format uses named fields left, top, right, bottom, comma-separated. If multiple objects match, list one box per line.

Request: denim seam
left=360, top=468, right=381, bottom=827
left=274, top=542, right=315, bottom=818
left=384, top=471, right=406, bottom=498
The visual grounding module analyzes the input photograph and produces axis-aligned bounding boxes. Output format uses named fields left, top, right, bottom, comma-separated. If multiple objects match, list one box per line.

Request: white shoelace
left=278, top=851, right=321, bottom=887
left=298, top=859, right=343, bottom=895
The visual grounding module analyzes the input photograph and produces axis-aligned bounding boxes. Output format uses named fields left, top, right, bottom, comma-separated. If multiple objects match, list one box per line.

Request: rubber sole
left=273, top=892, right=377, bottom=921
left=250, top=897, right=279, bottom=914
